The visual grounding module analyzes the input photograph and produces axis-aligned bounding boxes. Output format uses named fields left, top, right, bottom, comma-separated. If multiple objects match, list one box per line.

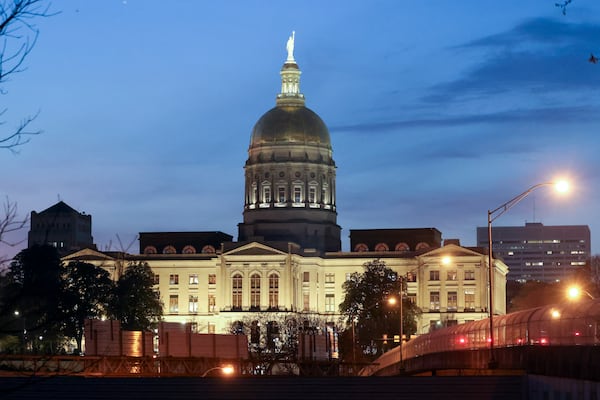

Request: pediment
left=419, top=243, right=484, bottom=258
left=62, top=248, right=116, bottom=262
left=223, top=242, right=288, bottom=256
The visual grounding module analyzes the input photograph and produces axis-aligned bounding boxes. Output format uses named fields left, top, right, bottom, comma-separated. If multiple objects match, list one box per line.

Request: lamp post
left=486, top=180, right=568, bottom=368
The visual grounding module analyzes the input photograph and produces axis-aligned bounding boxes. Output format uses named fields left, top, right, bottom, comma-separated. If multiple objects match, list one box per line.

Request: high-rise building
left=28, top=200, right=95, bottom=256
left=476, top=222, right=590, bottom=282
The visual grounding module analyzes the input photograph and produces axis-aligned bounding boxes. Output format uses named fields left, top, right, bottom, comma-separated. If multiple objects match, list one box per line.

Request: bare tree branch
left=0, top=0, right=56, bottom=152
left=0, top=196, right=27, bottom=266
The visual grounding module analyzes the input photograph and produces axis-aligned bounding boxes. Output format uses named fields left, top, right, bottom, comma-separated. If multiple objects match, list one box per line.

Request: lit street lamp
left=567, top=285, right=594, bottom=300
left=486, top=180, right=569, bottom=368
left=201, top=365, right=235, bottom=378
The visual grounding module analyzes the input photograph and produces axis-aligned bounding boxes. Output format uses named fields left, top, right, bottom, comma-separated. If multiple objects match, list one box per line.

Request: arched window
left=232, top=274, right=242, bottom=311
left=395, top=242, right=410, bottom=252
left=182, top=245, right=196, bottom=254
left=416, top=242, right=430, bottom=250
left=269, top=273, right=279, bottom=310
left=201, top=245, right=216, bottom=254
left=144, top=246, right=157, bottom=255
left=354, top=243, right=369, bottom=252
left=250, top=273, right=261, bottom=310
left=374, top=242, right=389, bottom=251
left=163, top=245, right=176, bottom=254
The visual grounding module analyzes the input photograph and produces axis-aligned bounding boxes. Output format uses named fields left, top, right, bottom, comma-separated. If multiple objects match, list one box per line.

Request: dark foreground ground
left=1, top=375, right=527, bottom=400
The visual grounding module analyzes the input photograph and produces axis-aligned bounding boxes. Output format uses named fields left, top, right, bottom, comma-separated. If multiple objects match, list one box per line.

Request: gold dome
left=250, top=105, right=331, bottom=149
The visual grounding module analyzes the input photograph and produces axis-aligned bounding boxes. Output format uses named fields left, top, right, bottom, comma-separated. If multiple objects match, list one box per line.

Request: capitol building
left=60, top=34, right=507, bottom=341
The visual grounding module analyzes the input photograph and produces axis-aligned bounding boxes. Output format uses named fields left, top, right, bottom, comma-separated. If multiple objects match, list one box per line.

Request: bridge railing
left=362, top=299, right=600, bottom=376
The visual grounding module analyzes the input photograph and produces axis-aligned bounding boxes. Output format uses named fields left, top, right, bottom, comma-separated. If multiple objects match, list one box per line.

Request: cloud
left=424, top=18, right=600, bottom=103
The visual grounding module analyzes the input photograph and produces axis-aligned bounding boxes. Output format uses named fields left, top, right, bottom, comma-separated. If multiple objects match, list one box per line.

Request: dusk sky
left=1, top=0, right=599, bottom=261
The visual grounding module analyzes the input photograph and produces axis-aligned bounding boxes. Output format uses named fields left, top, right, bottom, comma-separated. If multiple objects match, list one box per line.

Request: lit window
left=153, top=274, right=160, bottom=285
left=169, top=295, right=179, bottom=313
left=182, top=245, right=196, bottom=254
left=325, top=273, right=335, bottom=284
left=269, top=274, right=279, bottom=309
left=395, top=242, right=410, bottom=252
left=208, top=294, right=216, bottom=313
left=232, top=274, right=242, bottom=310
left=447, top=270, right=457, bottom=281
left=429, top=291, right=440, bottom=311
left=308, top=186, right=316, bottom=203
left=464, top=270, right=475, bottom=280
left=278, top=186, right=286, bottom=203
left=374, top=242, right=389, bottom=251
left=429, top=270, right=440, bottom=281
left=263, top=186, right=271, bottom=203
left=201, top=245, right=216, bottom=254
left=169, top=274, right=179, bottom=285
left=293, top=186, right=302, bottom=203
left=189, top=295, right=198, bottom=313
left=325, top=294, right=335, bottom=313
left=189, top=274, right=198, bottom=285
left=447, top=291, right=457, bottom=311
left=251, top=273, right=261, bottom=310
left=163, top=245, right=176, bottom=254
left=208, top=274, right=216, bottom=284
left=464, top=290, right=475, bottom=310
left=354, top=243, right=369, bottom=252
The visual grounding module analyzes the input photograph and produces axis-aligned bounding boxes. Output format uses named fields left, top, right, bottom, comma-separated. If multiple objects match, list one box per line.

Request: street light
left=201, top=365, right=234, bottom=378
left=566, top=285, right=594, bottom=300
left=486, top=180, right=569, bottom=368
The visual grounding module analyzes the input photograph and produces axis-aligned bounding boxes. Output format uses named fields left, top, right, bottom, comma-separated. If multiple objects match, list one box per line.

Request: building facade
left=476, top=222, right=591, bottom=282
left=28, top=201, right=95, bottom=256
left=61, top=35, right=508, bottom=347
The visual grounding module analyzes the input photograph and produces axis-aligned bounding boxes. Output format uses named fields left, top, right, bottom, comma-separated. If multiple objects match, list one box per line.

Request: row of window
left=353, top=242, right=431, bottom=252
left=428, top=290, right=476, bottom=311
left=160, top=269, right=476, bottom=287
left=143, top=244, right=216, bottom=255
left=166, top=289, right=476, bottom=315
left=162, top=274, right=217, bottom=286
left=249, top=181, right=329, bottom=205
left=169, top=294, right=216, bottom=314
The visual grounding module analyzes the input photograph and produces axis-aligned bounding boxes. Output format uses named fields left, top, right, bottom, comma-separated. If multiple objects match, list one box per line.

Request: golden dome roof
left=249, top=105, right=331, bottom=149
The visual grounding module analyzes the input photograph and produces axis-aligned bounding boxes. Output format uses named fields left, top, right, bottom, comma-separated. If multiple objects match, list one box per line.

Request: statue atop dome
left=286, top=31, right=295, bottom=62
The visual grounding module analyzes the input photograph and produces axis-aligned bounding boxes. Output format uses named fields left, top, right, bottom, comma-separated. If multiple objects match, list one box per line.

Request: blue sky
left=1, top=0, right=599, bottom=259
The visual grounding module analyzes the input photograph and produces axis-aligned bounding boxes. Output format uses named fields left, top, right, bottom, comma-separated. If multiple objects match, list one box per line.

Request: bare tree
left=0, top=197, right=27, bottom=267
left=0, top=0, right=55, bottom=152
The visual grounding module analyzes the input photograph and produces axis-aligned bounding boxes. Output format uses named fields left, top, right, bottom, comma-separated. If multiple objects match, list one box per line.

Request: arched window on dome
left=322, top=183, right=330, bottom=209
left=395, top=242, right=410, bottom=252
left=232, top=273, right=242, bottom=311
left=250, top=182, right=258, bottom=208
left=308, top=181, right=318, bottom=207
left=182, top=245, right=196, bottom=254
left=292, top=180, right=303, bottom=205
left=201, top=245, right=216, bottom=254
left=374, top=243, right=389, bottom=252
left=261, top=181, right=271, bottom=207
left=415, top=242, right=430, bottom=251
left=163, top=245, right=176, bottom=254
left=144, top=246, right=157, bottom=255
left=354, top=243, right=369, bottom=252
